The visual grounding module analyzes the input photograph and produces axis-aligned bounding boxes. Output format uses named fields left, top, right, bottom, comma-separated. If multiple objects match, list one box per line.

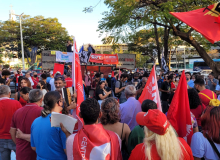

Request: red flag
left=167, top=70, right=193, bottom=145
left=170, top=3, right=220, bottom=44
left=103, top=54, right=119, bottom=65
left=111, top=71, right=114, bottom=78
left=118, top=67, right=121, bottom=80
left=138, top=65, right=162, bottom=111
left=53, top=63, right=64, bottom=76
left=72, top=39, right=84, bottom=130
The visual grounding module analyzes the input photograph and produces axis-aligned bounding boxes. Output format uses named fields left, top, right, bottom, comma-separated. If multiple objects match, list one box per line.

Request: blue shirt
left=46, top=77, right=52, bottom=83
left=188, top=80, right=195, bottom=88
left=111, top=77, right=117, bottom=91
left=31, top=114, right=67, bottom=160
left=101, top=78, right=106, bottom=81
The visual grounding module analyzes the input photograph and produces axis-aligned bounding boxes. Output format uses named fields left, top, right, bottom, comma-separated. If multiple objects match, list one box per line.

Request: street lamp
left=14, top=13, right=25, bottom=70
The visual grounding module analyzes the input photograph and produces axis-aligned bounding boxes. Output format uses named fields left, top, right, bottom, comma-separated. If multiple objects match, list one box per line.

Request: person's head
left=120, top=74, right=128, bottom=82
left=164, top=74, right=168, bottom=80
left=142, top=77, right=148, bottom=87
left=1, top=70, right=11, bottom=78
left=209, top=73, right=214, bottom=80
left=134, top=73, right=139, bottom=80
left=67, top=40, right=71, bottom=43
left=141, top=99, right=157, bottom=112
left=33, top=72, right=38, bottom=78
left=187, top=88, right=202, bottom=109
left=95, top=73, right=100, bottom=82
left=25, top=71, right=31, bottom=78
left=0, top=85, right=11, bottom=98
left=100, top=73, right=104, bottom=78
left=194, top=78, right=205, bottom=92
left=66, top=72, right=71, bottom=78
left=108, top=73, right=112, bottom=78
left=41, top=73, right=47, bottom=80
left=191, top=75, right=196, bottom=81
left=37, top=80, right=47, bottom=90
left=80, top=98, right=101, bottom=125
left=29, top=89, right=43, bottom=106
left=201, top=106, right=220, bottom=144
left=136, top=109, right=183, bottom=160
left=125, top=85, right=136, bottom=98
left=167, top=75, right=173, bottom=83
left=143, top=72, right=149, bottom=78
left=156, top=75, right=160, bottom=81
left=218, top=75, right=220, bottom=80
left=41, top=91, right=63, bottom=117
left=100, top=97, right=120, bottom=125
left=185, top=72, right=191, bottom=81
left=20, top=77, right=32, bottom=88
left=20, top=87, right=31, bottom=101
left=97, top=81, right=105, bottom=90
left=114, top=71, right=118, bottom=78
left=54, top=74, right=65, bottom=90
left=94, top=71, right=97, bottom=75
left=17, top=69, right=21, bottom=74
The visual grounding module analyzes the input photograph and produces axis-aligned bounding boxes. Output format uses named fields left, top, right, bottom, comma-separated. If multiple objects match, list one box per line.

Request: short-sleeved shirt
left=160, top=81, right=171, bottom=101
left=208, top=79, right=218, bottom=91
left=65, top=77, right=73, bottom=88
left=115, top=81, right=126, bottom=99
left=188, top=80, right=195, bottom=88
left=0, top=98, right=22, bottom=139
left=11, top=103, right=42, bottom=160
left=0, top=77, right=7, bottom=85
left=191, top=132, right=220, bottom=159
left=190, top=104, right=206, bottom=126
left=31, top=114, right=67, bottom=160
left=198, top=89, right=217, bottom=106
left=129, top=137, right=193, bottom=160
left=95, top=88, right=105, bottom=100
left=216, top=85, right=220, bottom=91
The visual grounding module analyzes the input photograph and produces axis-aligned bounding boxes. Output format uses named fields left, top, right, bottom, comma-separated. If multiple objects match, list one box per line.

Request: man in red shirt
left=0, top=85, right=22, bottom=160
left=10, top=89, right=43, bottom=160
left=65, top=72, right=73, bottom=88
left=31, top=72, right=39, bottom=89
left=194, top=78, right=217, bottom=106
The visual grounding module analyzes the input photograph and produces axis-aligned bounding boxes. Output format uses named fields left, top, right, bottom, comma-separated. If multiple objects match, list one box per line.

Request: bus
left=193, top=59, right=220, bottom=71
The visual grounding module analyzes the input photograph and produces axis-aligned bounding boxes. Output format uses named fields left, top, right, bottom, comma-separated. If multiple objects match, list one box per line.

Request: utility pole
left=14, top=13, right=25, bottom=70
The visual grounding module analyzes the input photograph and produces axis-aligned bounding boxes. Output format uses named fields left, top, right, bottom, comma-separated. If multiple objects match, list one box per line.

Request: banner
left=89, top=54, right=104, bottom=63
left=170, top=3, right=220, bottom=44
left=79, top=51, right=92, bottom=64
left=117, top=54, right=136, bottom=69
left=56, top=51, right=73, bottom=62
left=53, top=63, right=64, bottom=76
left=138, top=65, right=162, bottom=111
left=89, top=54, right=119, bottom=64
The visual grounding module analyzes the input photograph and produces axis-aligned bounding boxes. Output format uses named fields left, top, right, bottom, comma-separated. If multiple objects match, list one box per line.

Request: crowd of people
left=0, top=67, right=220, bottom=160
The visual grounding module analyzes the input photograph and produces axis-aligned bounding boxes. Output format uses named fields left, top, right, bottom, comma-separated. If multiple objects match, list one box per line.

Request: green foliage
left=3, top=64, right=10, bottom=68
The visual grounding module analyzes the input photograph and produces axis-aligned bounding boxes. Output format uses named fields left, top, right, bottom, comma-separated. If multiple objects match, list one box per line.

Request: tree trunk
left=172, top=26, right=220, bottom=76
left=164, top=27, right=170, bottom=64
left=153, top=23, right=161, bottom=67
left=24, top=51, right=32, bottom=65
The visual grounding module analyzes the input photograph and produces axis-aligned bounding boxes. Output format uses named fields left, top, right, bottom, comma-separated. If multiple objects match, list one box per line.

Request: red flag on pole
left=170, top=3, right=220, bottom=44
left=53, top=63, right=64, bottom=76
left=138, top=65, right=162, bottom=111
left=167, top=70, right=193, bottom=145
left=72, top=39, right=84, bottom=130
left=111, top=71, right=114, bottom=78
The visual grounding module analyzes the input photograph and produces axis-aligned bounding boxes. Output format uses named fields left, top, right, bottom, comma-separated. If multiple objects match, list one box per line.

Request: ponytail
left=41, top=104, right=51, bottom=117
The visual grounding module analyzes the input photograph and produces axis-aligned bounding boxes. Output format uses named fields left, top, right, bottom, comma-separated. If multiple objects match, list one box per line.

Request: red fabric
left=139, top=65, right=162, bottom=111
left=89, top=54, right=119, bottom=64
left=73, top=124, right=122, bottom=160
left=198, top=89, right=217, bottom=106
left=129, top=138, right=193, bottom=160
left=190, top=104, right=206, bottom=126
left=31, top=77, right=39, bottom=89
left=171, top=82, right=176, bottom=89
left=170, top=3, right=220, bottom=44
left=0, top=98, right=22, bottom=139
left=111, top=71, right=114, bottom=78
left=89, top=54, right=104, bottom=63
left=167, top=71, right=193, bottom=145
left=53, top=63, right=64, bottom=76
left=11, top=103, right=42, bottom=160
left=19, top=97, right=27, bottom=107
left=65, top=77, right=73, bottom=88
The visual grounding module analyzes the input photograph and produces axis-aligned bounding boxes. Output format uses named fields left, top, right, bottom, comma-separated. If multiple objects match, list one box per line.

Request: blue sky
left=0, top=0, right=109, bottom=48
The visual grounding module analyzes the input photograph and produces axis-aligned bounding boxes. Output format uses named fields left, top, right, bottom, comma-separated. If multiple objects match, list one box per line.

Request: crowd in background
left=0, top=67, right=220, bottom=160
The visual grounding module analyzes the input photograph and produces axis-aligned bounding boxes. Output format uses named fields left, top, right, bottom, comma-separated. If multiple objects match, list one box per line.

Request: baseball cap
left=136, top=109, right=170, bottom=135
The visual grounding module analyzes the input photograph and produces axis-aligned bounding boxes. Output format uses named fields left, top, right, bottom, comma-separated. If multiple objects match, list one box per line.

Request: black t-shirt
left=0, top=78, right=7, bottom=85
left=106, top=77, right=112, bottom=88
left=95, top=88, right=105, bottom=100
left=161, top=81, right=171, bottom=101
left=67, top=44, right=72, bottom=52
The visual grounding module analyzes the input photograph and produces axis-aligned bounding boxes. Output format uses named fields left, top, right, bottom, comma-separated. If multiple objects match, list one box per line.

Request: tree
left=95, top=0, right=220, bottom=75
left=0, top=15, right=72, bottom=65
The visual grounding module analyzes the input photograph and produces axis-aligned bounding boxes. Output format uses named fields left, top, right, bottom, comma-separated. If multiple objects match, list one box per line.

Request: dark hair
left=188, top=89, right=202, bottom=109
left=2, top=70, right=11, bottom=76
left=95, top=73, right=100, bottom=78
left=114, top=71, right=118, bottom=76
left=66, top=72, right=71, bottom=77
left=55, top=90, right=69, bottom=115
left=54, top=74, right=65, bottom=81
left=20, top=87, right=31, bottom=94
left=121, top=74, right=128, bottom=79
left=141, top=99, right=157, bottom=112
left=201, top=107, right=220, bottom=144
left=38, top=80, right=47, bottom=90
left=168, top=75, right=173, bottom=80
left=143, top=72, right=149, bottom=78
left=20, top=77, right=32, bottom=88
left=80, top=98, right=100, bottom=125
left=41, top=91, right=61, bottom=117
left=194, top=78, right=205, bottom=86
left=100, top=97, right=120, bottom=125
left=209, top=72, right=214, bottom=77
left=185, top=72, right=191, bottom=76
left=41, top=73, right=47, bottom=80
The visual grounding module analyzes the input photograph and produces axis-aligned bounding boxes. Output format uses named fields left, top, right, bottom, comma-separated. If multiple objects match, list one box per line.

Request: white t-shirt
left=28, top=77, right=34, bottom=87
left=191, top=132, right=220, bottom=160
left=49, top=78, right=55, bottom=91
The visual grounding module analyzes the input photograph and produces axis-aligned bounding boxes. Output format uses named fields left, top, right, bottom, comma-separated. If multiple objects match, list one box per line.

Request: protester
left=37, top=81, right=47, bottom=97
left=194, top=78, right=217, bottom=106
left=62, top=98, right=122, bottom=160
left=15, top=69, right=23, bottom=90
left=0, top=85, right=22, bottom=160
left=207, top=73, right=218, bottom=91
left=32, top=72, right=39, bottom=89
left=101, top=97, right=130, bottom=159
left=46, top=71, right=53, bottom=84
left=65, top=72, right=72, bottom=88
left=129, top=109, right=193, bottom=160
left=188, top=88, right=206, bottom=131
left=131, top=73, right=140, bottom=87
left=106, top=72, right=112, bottom=88
left=41, top=73, right=51, bottom=91
left=95, top=81, right=111, bottom=105
left=0, top=70, right=11, bottom=86
left=136, top=77, right=147, bottom=99
left=120, top=85, right=141, bottom=130
left=49, top=72, right=61, bottom=91
left=111, top=71, right=118, bottom=92
left=191, top=106, right=220, bottom=159
left=66, top=40, right=73, bottom=52
left=25, top=71, right=34, bottom=88
left=19, top=87, right=32, bottom=107
left=91, top=73, right=101, bottom=90
left=10, top=89, right=43, bottom=160
left=127, top=99, right=157, bottom=155
left=186, top=72, right=194, bottom=88
left=15, top=78, right=32, bottom=101
left=84, top=71, right=91, bottom=96
left=115, top=74, right=128, bottom=103
left=31, top=91, right=67, bottom=160
left=54, top=74, right=66, bottom=91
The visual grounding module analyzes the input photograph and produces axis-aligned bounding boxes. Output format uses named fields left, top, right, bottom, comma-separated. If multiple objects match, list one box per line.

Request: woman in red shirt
left=129, top=110, right=193, bottom=160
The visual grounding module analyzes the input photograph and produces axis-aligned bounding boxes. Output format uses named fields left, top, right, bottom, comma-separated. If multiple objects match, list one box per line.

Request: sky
left=0, top=0, right=109, bottom=48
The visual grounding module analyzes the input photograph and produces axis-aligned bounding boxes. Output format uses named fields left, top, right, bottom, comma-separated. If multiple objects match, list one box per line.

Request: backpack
left=114, top=80, right=122, bottom=98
